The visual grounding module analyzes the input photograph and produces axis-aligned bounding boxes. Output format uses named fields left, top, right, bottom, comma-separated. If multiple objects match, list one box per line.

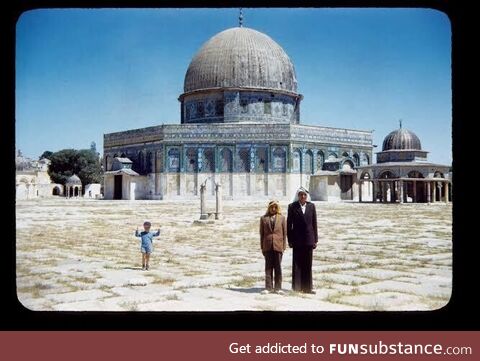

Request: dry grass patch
left=150, top=275, right=176, bottom=286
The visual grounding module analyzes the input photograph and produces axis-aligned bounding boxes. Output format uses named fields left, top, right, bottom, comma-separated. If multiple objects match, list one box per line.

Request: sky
left=16, top=8, right=452, bottom=164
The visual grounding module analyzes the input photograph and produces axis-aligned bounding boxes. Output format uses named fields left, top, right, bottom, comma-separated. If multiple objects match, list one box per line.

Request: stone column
left=372, top=181, right=377, bottom=203
left=391, top=181, right=395, bottom=203
left=413, top=180, right=417, bottom=203
left=399, top=180, right=404, bottom=203
left=359, top=180, right=362, bottom=203
left=200, top=182, right=208, bottom=220
left=433, top=181, right=437, bottom=202
left=427, top=182, right=431, bottom=203
left=382, top=181, right=387, bottom=203
left=445, top=182, right=449, bottom=203
left=215, top=182, right=223, bottom=220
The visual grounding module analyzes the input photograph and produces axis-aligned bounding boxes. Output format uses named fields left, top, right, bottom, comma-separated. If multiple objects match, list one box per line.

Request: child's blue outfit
left=135, top=230, right=160, bottom=254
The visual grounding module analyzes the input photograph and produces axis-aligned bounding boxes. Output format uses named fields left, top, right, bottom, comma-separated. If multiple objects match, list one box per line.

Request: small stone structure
left=65, top=174, right=82, bottom=198
left=103, top=158, right=140, bottom=200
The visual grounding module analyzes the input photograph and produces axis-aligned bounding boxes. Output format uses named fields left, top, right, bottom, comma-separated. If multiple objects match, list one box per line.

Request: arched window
left=342, top=151, right=349, bottom=158
left=205, top=100, right=214, bottom=117
left=272, top=147, right=286, bottom=172
left=434, top=171, right=444, bottom=178
left=360, top=171, right=371, bottom=180
left=186, top=148, right=197, bottom=172
left=316, top=150, right=325, bottom=172
left=256, top=147, right=268, bottom=172
left=380, top=170, right=396, bottom=179
left=167, top=148, right=180, bottom=172
left=237, top=148, right=250, bottom=172
left=304, top=150, right=314, bottom=174
left=219, top=148, right=233, bottom=172
left=292, top=149, right=301, bottom=172
left=353, top=153, right=360, bottom=167
left=203, top=148, right=215, bottom=172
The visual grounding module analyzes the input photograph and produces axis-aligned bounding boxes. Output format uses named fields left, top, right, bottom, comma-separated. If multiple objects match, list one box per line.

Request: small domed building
left=357, top=123, right=451, bottom=203
left=103, top=23, right=373, bottom=200
left=65, top=174, right=82, bottom=198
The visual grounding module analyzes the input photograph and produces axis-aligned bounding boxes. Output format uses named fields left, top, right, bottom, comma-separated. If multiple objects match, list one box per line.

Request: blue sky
left=16, top=8, right=451, bottom=164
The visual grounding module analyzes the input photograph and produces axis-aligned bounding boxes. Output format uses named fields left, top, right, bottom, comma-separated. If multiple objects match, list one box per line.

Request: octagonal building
left=103, top=25, right=373, bottom=200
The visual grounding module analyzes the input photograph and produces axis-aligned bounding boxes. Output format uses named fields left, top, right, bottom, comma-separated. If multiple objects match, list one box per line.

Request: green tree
left=48, top=149, right=103, bottom=186
left=39, top=150, right=53, bottom=160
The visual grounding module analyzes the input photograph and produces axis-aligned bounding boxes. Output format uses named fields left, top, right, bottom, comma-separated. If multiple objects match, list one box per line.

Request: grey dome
left=184, top=27, right=298, bottom=94
left=66, top=174, right=82, bottom=184
left=382, top=128, right=422, bottom=151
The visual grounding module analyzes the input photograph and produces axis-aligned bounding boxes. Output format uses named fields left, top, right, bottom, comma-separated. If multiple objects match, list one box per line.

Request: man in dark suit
left=287, top=187, right=318, bottom=294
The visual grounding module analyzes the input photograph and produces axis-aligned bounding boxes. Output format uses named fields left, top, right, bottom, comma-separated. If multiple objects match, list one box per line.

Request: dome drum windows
left=196, top=102, right=205, bottom=118
left=240, top=98, right=249, bottom=113
left=264, top=100, right=272, bottom=115
left=215, top=100, right=224, bottom=116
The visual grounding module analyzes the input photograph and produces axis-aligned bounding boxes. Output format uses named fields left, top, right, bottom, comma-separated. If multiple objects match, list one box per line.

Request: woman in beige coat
left=259, top=200, right=287, bottom=294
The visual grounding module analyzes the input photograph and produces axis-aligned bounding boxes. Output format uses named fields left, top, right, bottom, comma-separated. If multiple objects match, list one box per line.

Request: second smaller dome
left=382, top=128, right=422, bottom=151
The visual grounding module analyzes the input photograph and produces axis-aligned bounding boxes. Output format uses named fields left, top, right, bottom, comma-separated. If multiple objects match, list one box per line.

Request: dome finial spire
left=239, top=8, right=244, bottom=27
left=399, top=119, right=402, bottom=129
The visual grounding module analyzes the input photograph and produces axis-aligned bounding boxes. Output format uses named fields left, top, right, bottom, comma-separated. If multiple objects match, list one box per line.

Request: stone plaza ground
left=16, top=198, right=452, bottom=311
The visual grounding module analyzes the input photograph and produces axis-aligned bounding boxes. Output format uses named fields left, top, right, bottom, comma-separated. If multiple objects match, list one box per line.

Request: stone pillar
left=200, top=182, right=207, bottom=220
left=432, top=182, right=437, bottom=202
left=391, top=181, right=395, bottom=203
left=427, top=182, right=431, bottom=203
left=215, top=183, right=223, bottom=220
left=359, top=180, right=362, bottom=203
left=445, top=182, right=449, bottom=203
left=399, top=180, right=404, bottom=203
left=372, top=180, right=377, bottom=203
left=413, top=180, right=417, bottom=203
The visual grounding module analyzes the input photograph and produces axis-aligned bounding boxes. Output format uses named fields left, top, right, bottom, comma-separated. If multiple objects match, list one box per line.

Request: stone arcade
left=103, top=24, right=373, bottom=201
